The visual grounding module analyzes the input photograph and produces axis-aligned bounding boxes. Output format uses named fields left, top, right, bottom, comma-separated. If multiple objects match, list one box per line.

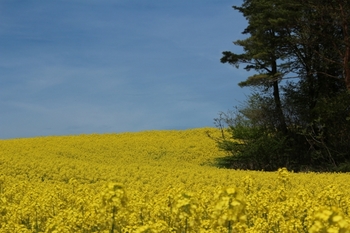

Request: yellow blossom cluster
left=0, top=128, right=349, bottom=232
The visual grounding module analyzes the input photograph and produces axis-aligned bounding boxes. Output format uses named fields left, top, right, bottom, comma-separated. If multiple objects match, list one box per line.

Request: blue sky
left=0, top=0, right=250, bottom=139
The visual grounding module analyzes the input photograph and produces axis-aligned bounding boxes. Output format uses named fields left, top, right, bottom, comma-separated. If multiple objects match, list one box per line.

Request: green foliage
left=221, top=127, right=288, bottom=171
left=297, top=91, right=350, bottom=167
left=213, top=98, right=292, bottom=171
left=214, top=89, right=350, bottom=172
left=218, top=0, right=350, bottom=172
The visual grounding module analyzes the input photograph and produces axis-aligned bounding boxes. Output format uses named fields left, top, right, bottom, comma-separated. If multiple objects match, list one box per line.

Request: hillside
left=0, top=128, right=349, bottom=232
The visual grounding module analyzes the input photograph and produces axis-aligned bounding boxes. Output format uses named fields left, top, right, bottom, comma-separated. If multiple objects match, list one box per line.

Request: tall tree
left=221, top=0, right=295, bottom=134
left=217, top=0, right=350, bottom=171
left=310, top=0, right=350, bottom=90
left=286, top=0, right=350, bottom=91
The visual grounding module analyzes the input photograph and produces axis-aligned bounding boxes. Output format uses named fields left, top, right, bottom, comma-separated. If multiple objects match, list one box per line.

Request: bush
left=212, top=107, right=292, bottom=171
left=213, top=91, right=350, bottom=172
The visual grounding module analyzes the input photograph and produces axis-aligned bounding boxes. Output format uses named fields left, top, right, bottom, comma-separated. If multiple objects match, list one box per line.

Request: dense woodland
left=214, top=0, right=350, bottom=172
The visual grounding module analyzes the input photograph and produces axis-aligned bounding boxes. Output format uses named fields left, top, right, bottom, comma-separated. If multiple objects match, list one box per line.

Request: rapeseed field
left=0, top=128, right=349, bottom=232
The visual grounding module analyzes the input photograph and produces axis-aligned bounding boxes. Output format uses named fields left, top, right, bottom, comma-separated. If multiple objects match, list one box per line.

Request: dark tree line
left=214, top=0, right=350, bottom=172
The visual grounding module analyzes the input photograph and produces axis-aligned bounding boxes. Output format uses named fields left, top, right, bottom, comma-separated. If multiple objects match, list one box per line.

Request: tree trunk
left=343, top=47, right=350, bottom=90
left=335, top=0, right=350, bottom=90
left=271, top=60, right=288, bottom=134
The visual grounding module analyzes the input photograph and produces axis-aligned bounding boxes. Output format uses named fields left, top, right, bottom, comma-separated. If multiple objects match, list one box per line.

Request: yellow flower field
left=0, top=128, right=349, bottom=232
